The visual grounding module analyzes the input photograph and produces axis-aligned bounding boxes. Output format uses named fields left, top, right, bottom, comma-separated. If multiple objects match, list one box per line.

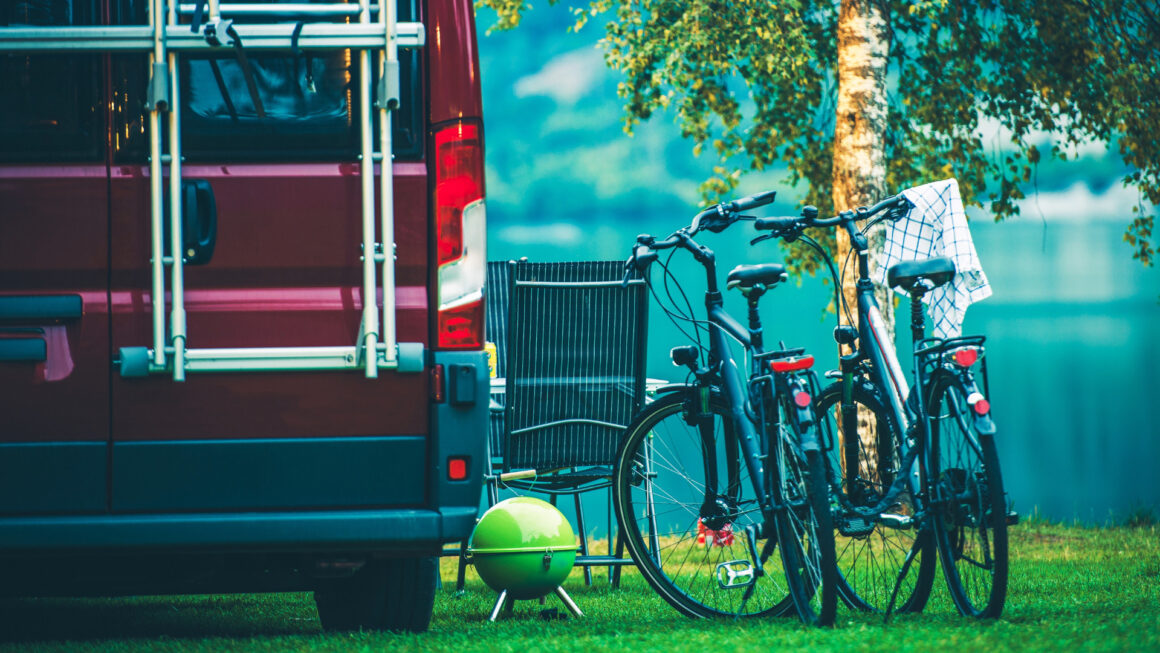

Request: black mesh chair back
left=503, top=260, right=648, bottom=473
left=454, top=259, right=651, bottom=592
left=485, top=261, right=510, bottom=459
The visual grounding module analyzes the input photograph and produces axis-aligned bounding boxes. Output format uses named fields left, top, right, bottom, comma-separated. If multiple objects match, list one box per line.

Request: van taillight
left=434, top=122, right=486, bottom=349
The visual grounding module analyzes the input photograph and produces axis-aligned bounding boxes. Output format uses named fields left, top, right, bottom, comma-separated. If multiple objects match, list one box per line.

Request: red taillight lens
left=437, top=298, right=485, bottom=349
left=952, top=347, right=980, bottom=368
left=434, top=121, right=486, bottom=350
left=794, top=391, right=812, bottom=408
left=770, top=355, right=815, bottom=373
left=435, top=123, right=484, bottom=267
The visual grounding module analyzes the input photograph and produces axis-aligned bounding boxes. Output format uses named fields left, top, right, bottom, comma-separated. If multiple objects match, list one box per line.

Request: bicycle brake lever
left=750, top=233, right=775, bottom=246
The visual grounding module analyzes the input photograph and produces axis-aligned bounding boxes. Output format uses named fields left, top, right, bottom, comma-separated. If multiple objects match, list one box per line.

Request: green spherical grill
left=467, top=497, right=579, bottom=599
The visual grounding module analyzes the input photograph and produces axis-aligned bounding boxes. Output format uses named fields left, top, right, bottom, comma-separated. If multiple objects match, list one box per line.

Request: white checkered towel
left=873, top=178, right=991, bottom=338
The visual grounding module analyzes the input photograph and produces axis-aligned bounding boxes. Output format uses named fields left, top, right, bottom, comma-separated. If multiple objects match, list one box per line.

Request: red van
left=0, top=0, right=487, bottom=632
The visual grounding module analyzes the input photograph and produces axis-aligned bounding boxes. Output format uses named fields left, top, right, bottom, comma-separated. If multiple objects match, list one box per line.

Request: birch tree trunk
left=832, top=0, right=892, bottom=484
left=833, top=0, right=891, bottom=335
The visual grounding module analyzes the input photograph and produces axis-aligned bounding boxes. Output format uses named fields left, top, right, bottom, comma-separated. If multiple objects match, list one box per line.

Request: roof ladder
left=0, top=1, right=427, bottom=381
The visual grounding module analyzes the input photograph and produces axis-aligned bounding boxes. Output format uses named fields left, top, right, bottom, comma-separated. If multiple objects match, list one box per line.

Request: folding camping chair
left=456, top=259, right=652, bottom=592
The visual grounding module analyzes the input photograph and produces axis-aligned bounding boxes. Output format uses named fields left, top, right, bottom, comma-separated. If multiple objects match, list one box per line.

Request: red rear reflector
left=437, top=298, right=485, bottom=349
left=448, top=457, right=469, bottom=481
left=794, top=391, right=812, bottom=408
left=973, top=398, right=990, bottom=415
left=771, top=355, right=814, bottom=373
left=952, top=348, right=979, bottom=368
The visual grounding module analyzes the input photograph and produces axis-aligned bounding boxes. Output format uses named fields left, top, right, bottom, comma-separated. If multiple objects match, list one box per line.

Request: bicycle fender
left=650, top=383, right=698, bottom=397
left=973, top=413, right=997, bottom=436
left=798, top=424, right=822, bottom=453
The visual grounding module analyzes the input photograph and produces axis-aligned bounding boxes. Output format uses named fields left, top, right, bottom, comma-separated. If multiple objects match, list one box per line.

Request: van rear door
left=0, top=3, right=109, bottom=515
left=105, top=0, right=432, bottom=514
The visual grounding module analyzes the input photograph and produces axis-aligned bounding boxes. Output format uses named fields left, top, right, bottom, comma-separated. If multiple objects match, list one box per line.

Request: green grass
left=1, top=522, right=1156, bottom=652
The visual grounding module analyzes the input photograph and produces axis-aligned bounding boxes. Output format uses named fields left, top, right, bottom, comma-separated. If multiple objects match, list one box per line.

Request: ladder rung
left=0, top=22, right=425, bottom=53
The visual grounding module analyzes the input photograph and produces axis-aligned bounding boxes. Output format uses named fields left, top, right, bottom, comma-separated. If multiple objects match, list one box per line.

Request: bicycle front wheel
left=613, top=391, right=793, bottom=618
left=771, top=409, right=837, bottom=626
left=814, top=381, right=937, bottom=613
left=927, top=371, right=1008, bottom=618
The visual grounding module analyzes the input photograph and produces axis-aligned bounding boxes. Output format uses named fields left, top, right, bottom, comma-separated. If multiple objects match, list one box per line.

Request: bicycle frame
left=677, top=235, right=817, bottom=525
left=839, top=228, right=994, bottom=514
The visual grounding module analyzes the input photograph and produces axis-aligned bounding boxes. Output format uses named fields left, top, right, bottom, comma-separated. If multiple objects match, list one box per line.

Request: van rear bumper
left=0, top=506, right=477, bottom=555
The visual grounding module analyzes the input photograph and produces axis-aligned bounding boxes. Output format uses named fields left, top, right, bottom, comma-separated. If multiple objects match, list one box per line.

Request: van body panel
left=110, top=437, right=426, bottom=512
left=108, top=162, right=431, bottom=444
left=426, top=0, right=483, bottom=125
left=0, top=443, right=106, bottom=514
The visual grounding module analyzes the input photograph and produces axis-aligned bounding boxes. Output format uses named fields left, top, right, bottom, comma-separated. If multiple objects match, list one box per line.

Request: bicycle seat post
left=746, top=285, right=766, bottom=352
left=908, top=280, right=932, bottom=345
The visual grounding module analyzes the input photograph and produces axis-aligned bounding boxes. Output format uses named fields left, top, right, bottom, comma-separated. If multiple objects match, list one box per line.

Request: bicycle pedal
left=878, top=513, right=914, bottom=529
left=715, top=560, right=756, bottom=589
left=1005, top=510, right=1020, bottom=526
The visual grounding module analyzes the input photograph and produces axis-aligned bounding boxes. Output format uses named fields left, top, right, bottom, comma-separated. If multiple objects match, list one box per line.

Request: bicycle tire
left=926, top=370, right=1009, bottom=618
left=771, top=405, right=837, bottom=626
left=814, top=381, right=937, bottom=613
left=612, top=391, right=794, bottom=618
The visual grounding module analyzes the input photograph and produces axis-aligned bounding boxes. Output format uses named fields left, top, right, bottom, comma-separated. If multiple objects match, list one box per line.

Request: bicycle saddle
left=726, top=263, right=787, bottom=291
left=887, top=257, right=955, bottom=294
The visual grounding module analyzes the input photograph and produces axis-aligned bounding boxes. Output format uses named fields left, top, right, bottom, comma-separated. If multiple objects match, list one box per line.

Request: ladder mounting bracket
left=375, top=59, right=400, bottom=111
left=146, top=61, right=170, bottom=110
left=203, top=19, right=236, bottom=47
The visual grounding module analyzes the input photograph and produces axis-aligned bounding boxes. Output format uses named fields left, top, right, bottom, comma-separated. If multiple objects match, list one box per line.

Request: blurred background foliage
left=472, top=3, right=1159, bottom=524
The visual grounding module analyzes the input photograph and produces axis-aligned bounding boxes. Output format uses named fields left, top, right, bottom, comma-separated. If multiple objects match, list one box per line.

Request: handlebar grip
left=754, top=217, right=798, bottom=232
left=731, top=190, right=777, bottom=212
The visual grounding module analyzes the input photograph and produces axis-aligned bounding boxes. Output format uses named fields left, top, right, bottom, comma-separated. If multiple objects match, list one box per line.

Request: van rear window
left=0, top=1, right=102, bottom=162
left=112, top=0, right=423, bottom=162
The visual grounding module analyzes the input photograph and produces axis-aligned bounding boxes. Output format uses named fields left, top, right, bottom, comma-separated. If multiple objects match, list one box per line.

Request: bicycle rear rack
left=0, top=1, right=426, bottom=380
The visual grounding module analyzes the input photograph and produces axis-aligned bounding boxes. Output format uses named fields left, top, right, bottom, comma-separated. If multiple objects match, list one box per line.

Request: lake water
left=488, top=210, right=1160, bottom=527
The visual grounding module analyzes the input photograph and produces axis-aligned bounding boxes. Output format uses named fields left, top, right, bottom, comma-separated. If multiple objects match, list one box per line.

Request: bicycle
left=611, top=191, right=836, bottom=625
left=754, top=196, right=1009, bottom=619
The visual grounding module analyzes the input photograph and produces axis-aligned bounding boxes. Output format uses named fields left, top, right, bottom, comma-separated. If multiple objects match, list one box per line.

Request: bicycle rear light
left=770, top=355, right=814, bottom=373
left=969, top=394, right=991, bottom=416
left=434, top=121, right=486, bottom=349
left=951, top=347, right=980, bottom=368
left=793, top=391, right=812, bottom=408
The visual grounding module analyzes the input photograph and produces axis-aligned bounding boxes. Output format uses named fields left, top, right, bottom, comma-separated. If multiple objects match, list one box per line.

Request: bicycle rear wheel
left=927, top=371, right=1008, bottom=618
left=612, top=391, right=793, bottom=618
left=814, top=382, right=936, bottom=613
left=771, top=405, right=837, bottom=626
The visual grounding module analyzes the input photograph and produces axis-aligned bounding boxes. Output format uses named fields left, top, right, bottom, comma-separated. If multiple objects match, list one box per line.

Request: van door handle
left=166, top=179, right=217, bottom=265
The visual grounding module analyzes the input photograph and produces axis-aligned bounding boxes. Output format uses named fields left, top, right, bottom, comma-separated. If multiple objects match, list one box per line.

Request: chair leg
left=573, top=492, right=593, bottom=586
left=455, top=546, right=469, bottom=593
left=612, top=528, right=625, bottom=589
left=461, top=472, right=499, bottom=593
left=607, top=488, right=616, bottom=586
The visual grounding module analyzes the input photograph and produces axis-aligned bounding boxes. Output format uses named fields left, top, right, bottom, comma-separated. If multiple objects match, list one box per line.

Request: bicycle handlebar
left=755, top=194, right=908, bottom=232
left=626, top=189, right=780, bottom=279
left=752, top=195, right=910, bottom=255
left=728, top=189, right=779, bottom=213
